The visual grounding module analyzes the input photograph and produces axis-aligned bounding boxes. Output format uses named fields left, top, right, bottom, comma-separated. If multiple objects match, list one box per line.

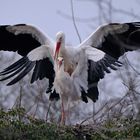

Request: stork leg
left=60, top=97, right=66, bottom=125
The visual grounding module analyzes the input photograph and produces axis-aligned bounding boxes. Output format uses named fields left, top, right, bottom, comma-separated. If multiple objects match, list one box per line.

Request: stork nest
left=0, top=107, right=140, bottom=140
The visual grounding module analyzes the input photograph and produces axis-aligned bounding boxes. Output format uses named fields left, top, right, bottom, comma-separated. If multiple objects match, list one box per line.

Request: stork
left=0, top=22, right=140, bottom=123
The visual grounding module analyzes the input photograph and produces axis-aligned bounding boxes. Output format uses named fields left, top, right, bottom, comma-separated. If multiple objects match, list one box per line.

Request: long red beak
left=54, top=41, right=61, bottom=60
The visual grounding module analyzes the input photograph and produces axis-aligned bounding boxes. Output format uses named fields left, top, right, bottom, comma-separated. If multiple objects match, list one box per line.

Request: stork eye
left=59, top=37, right=62, bottom=41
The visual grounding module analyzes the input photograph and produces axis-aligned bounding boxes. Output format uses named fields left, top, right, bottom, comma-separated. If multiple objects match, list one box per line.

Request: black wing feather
left=99, top=22, right=140, bottom=59
left=0, top=24, right=41, bottom=56
left=0, top=57, right=28, bottom=75
left=81, top=60, right=100, bottom=103
left=31, top=58, right=55, bottom=90
left=7, top=61, right=35, bottom=85
left=0, top=61, right=30, bottom=81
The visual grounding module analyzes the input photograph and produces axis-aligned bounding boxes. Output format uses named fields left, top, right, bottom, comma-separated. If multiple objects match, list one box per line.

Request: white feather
left=84, top=46, right=105, bottom=62
left=72, top=50, right=88, bottom=95
left=27, top=45, right=53, bottom=62
left=6, top=25, right=51, bottom=45
left=79, top=23, right=129, bottom=48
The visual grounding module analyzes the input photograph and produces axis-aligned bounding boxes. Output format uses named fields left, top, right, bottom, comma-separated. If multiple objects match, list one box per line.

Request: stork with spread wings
left=0, top=22, right=140, bottom=123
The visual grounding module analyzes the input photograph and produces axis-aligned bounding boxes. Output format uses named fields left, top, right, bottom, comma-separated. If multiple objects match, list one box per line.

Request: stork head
left=57, top=56, right=64, bottom=69
left=54, top=31, right=65, bottom=60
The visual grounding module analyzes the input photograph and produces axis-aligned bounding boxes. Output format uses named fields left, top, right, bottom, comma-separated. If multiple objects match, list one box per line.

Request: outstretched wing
left=82, top=22, right=140, bottom=58
left=0, top=24, right=55, bottom=91
left=78, top=22, right=140, bottom=102
left=0, top=24, right=54, bottom=55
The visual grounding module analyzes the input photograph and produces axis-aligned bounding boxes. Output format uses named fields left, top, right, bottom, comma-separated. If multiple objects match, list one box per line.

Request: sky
left=0, top=0, right=140, bottom=100
left=0, top=0, right=140, bottom=45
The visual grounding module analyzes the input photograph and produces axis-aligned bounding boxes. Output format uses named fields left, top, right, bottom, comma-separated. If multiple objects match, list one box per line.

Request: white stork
left=0, top=22, right=140, bottom=122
